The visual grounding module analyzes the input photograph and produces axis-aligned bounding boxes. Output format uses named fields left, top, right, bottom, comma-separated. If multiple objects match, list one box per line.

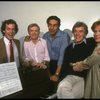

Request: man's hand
left=50, top=75, right=59, bottom=82
left=71, top=62, right=89, bottom=72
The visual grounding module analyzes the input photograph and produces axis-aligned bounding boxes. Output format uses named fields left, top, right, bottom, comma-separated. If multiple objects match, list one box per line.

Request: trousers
left=57, top=75, right=84, bottom=99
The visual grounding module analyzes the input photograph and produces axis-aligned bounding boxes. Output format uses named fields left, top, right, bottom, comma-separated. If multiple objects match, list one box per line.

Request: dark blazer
left=0, top=37, right=21, bottom=64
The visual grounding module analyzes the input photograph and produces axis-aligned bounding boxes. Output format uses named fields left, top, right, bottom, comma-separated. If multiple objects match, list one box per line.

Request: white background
left=0, top=1, right=100, bottom=39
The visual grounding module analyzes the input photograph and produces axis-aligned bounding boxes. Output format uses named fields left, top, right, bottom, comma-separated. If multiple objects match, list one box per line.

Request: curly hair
left=1, top=19, right=18, bottom=36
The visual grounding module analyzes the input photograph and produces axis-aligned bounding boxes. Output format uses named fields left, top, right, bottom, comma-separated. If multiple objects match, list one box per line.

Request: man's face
left=3, top=24, right=16, bottom=40
left=47, top=19, right=60, bottom=36
left=94, top=25, right=100, bottom=43
left=73, top=27, right=86, bottom=44
left=28, top=26, right=40, bottom=40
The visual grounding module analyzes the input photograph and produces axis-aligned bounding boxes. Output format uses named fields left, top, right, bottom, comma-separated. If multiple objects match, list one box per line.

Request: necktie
left=9, top=40, right=14, bottom=62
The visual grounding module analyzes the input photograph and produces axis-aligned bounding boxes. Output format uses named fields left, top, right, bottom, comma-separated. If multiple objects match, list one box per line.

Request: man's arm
left=72, top=46, right=100, bottom=71
left=83, top=46, right=100, bottom=67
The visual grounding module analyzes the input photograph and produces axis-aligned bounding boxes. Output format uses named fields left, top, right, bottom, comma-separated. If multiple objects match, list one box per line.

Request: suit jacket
left=0, top=37, right=21, bottom=64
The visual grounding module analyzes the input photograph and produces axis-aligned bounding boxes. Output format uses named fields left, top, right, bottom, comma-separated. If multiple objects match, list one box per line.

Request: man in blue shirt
left=43, top=16, right=70, bottom=84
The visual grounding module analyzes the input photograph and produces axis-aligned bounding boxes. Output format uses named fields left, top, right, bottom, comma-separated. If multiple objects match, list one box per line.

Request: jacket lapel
left=0, top=38, right=8, bottom=63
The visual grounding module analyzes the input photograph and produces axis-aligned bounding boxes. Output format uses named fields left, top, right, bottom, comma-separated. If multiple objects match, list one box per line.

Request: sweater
left=60, top=37, right=96, bottom=79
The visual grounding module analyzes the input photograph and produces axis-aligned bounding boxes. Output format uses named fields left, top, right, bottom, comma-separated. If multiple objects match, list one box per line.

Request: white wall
left=0, top=1, right=100, bottom=39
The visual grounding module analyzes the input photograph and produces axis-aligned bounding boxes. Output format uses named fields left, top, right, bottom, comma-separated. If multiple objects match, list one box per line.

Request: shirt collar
left=72, top=38, right=87, bottom=48
left=38, top=37, right=41, bottom=41
left=4, top=36, right=14, bottom=46
left=30, top=37, right=41, bottom=43
left=48, top=29, right=60, bottom=37
left=4, top=36, right=10, bottom=46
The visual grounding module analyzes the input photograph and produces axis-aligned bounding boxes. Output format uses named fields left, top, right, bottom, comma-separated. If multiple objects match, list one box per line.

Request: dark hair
left=46, top=15, right=61, bottom=26
left=1, top=19, right=18, bottom=35
left=91, top=20, right=100, bottom=32
left=72, top=21, right=88, bottom=35
left=27, top=23, right=40, bottom=32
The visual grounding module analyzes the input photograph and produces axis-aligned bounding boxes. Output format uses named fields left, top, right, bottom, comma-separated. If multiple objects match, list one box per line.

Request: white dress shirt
left=4, top=37, right=19, bottom=67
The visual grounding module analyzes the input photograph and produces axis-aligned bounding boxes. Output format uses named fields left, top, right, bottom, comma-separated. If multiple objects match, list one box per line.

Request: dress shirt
left=43, top=29, right=69, bottom=66
left=72, top=38, right=87, bottom=48
left=4, top=36, right=19, bottom=67
left=23, top=38, right=50, bottom=63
